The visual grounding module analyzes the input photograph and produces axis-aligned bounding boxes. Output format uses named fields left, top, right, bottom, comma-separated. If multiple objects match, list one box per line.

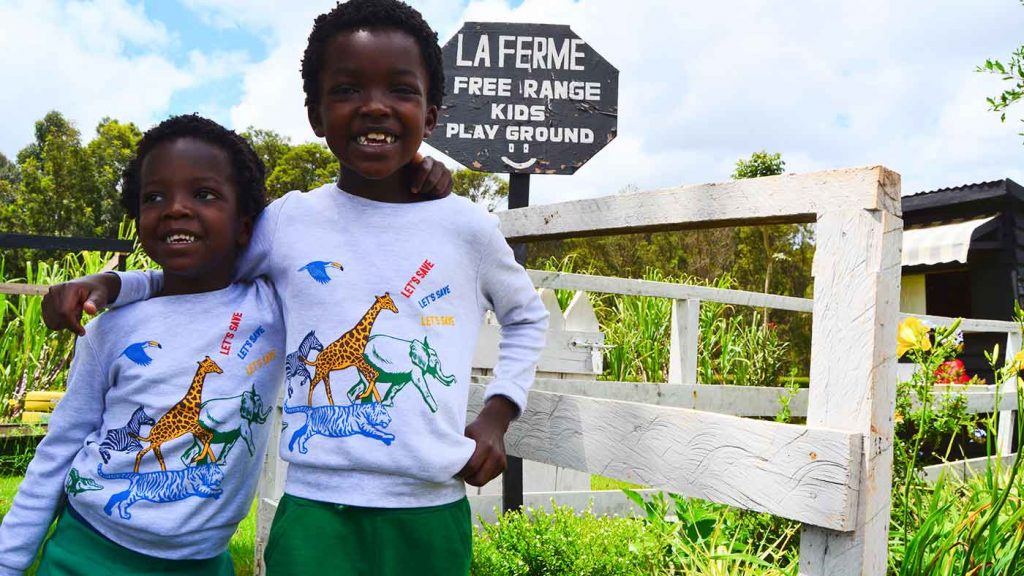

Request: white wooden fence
left=254, top=166, right=902, bottom=575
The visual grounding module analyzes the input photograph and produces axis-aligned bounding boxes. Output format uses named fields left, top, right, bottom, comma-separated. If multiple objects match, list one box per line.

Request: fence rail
left=247, top=166, right=903, bottom=575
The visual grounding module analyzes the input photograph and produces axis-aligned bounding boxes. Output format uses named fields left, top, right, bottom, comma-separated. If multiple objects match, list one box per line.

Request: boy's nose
left=164, top=194, right=193, bottom=217
left=358, top=91, right=390, bottom=117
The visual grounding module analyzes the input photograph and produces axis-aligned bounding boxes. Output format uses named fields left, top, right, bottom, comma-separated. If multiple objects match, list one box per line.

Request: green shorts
left=35, top=506, right=234, bottom=576
left=264, top=494, right=472, bottom=576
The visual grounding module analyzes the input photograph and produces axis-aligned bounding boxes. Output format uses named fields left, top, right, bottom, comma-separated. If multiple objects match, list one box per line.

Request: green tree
left=85, top=117, right=141, bottom=235
left=265, top=143, right=339, bottom=200
left=451, top=169, right=508, bottom=212
left=241, top=127, right=292, bottom=177
left=979, top=0, right=1024, bottom=138
left=729, top=151, right=814, bottom=373
left=4, top=112, right=94, bottom=236
left=0, top=153, right=15, bottom=208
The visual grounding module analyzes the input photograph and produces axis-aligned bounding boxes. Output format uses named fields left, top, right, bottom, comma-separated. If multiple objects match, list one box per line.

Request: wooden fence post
left=999, top=331, right=1022, bottom=456
left=668, top=298, right=700, bottom=384
left=799, top=170, right=902, bottom=575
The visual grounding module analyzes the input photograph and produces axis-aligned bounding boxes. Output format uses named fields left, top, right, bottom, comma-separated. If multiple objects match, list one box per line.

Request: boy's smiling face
left=138, top=138, right=252, bottom=295
left=308, top=28, right=438, bottom=195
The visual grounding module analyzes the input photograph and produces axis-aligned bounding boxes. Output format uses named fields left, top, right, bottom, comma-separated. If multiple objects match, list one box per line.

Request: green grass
left=0, top=476, right=259, bottom=576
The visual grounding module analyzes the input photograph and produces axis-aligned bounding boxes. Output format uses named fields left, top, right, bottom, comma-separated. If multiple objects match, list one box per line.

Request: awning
left=902, top=216, right=998, bottom=267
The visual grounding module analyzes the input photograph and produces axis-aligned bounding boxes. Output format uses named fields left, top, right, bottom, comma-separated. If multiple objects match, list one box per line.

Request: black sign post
left=430, top=22, right=618, bottom=515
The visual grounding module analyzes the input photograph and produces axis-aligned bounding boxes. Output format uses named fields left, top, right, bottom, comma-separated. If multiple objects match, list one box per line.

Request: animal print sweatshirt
left=0, top=280, right=283, bottom=573
left=114, top=184, right=548, bottom=509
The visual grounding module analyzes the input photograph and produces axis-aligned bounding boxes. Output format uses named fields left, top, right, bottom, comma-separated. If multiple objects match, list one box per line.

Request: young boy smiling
left=44, top=1, right=548, bottom=574
left=0, top=115, right=284, bottom=575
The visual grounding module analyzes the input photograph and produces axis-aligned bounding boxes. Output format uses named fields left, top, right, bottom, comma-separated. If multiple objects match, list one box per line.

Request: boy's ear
left=237, top=215, right=254, bottom=249
left=422, top=105, right=438, bottom=138
left=307, top=106, right=325, bottom=138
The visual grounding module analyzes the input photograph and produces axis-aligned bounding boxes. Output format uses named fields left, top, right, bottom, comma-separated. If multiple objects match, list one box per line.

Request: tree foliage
left=451, top=169, right=508, bottom=212
left=265, top=143, right=339, bottom=200
left=241, top=127, right=292, bottom=179
left=978, top=0, right=1024, bottom=138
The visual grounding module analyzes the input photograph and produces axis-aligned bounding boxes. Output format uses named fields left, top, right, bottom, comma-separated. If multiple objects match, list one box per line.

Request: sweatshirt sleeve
left=0, top=337, right=107, bottom=575
left=476, top=220, right=548, bottom=415
left=111, top=193, right=290, bottom=306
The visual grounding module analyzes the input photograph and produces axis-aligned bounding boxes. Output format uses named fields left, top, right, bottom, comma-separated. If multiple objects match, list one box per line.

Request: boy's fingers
left=411, top=156, right=433, bottom=194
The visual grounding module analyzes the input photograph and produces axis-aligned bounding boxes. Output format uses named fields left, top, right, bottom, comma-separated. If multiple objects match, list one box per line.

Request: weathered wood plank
left=905, top=313, right=1020, bottom=334
left=519, top=377, right=808, bottom=418
left=922, top=453, right=1017, bottom=483
left=800, top=201, right=902, bottom=575
left=498, top=166, right=901, bottom=242
left=0, top=283, right=47, bottom=296
left=469, top=489, right=658, bottom=524
left=523, top=378, right=1013, bottom=418
left=468, top=385, right=861, bottom=531
left=528, top=270, right=814, bottom=313
left=472, top=324, right=603, bottom=376
left=668, top=299, right=700, bottom=385
left=999, top=331, right=1021, bottom=455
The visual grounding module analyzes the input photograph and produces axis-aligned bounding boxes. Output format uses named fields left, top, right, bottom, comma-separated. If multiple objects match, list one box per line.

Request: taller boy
left=114, top=1, right=548, bottom=574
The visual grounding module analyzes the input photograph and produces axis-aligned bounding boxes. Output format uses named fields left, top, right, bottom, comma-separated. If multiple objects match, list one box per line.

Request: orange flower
left=897, top=317, right=931, bottom=358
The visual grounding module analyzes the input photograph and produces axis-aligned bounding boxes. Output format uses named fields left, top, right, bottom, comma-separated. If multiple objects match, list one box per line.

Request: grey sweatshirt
left=117, top=184, right=548, bottom=508
left=0, top=280, right=283, bottom=574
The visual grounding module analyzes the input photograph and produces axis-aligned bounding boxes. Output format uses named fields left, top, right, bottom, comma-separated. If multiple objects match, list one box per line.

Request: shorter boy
left=0, top=115, right=283, bottom=575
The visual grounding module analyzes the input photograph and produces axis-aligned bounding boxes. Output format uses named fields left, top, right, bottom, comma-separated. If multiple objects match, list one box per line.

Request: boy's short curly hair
left=301, top=0, right=445, bottom=109
left=120, top=114, right=266, bottom=219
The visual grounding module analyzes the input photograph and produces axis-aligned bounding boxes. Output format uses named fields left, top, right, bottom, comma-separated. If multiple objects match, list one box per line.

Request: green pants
left=35, top=507, right=234, bottom=576
left=264, top=494, right=472, bottom=576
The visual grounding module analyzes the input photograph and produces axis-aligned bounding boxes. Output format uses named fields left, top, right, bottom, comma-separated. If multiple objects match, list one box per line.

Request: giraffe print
left=133, top=356, right=223, bottom=472
left=302, top=293, right=398, bottom=405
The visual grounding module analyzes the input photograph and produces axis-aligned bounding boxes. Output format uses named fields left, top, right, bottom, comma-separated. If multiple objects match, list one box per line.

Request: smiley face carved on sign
left=428, top=22, right=618, bottom=176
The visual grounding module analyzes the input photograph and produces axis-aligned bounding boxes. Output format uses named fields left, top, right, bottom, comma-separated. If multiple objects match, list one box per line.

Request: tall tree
left=85, top=118, right=141, bottom=236
left=241, top=127, right=292, bottom=177
left=451, top=169, right=508, bottom=212
left=265, top=143, right=339, bottom=199
left=730, top=151, right=814, bottom=372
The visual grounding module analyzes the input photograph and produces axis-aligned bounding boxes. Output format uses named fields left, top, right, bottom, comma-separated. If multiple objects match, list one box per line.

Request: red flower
left=934, top=359, right=970, bottom=384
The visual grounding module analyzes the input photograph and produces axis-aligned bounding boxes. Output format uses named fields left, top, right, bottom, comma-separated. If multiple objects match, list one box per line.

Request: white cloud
left=0, top=0, right=248, bottom=157
left=9, top=0, right=1022, bottom=206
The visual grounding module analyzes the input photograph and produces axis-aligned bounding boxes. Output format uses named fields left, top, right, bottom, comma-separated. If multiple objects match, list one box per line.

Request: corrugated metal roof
left=904, top=179, right=1007, bottom=198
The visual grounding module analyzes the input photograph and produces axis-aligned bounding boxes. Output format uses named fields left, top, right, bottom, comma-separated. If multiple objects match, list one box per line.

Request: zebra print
left=285, top=330, right=324, bottom=396
left=96, top=407, right=154, bottom=464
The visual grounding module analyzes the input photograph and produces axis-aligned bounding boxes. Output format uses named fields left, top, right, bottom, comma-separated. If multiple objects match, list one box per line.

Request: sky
left=2, top=0, right=1023, bottom=204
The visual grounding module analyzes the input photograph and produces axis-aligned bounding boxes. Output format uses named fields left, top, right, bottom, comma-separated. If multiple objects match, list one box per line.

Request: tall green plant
left=0, top=220, right=152, bottom=419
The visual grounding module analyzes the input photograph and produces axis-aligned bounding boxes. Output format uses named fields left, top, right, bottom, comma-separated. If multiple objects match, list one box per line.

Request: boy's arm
left=0, top=337, right=107, bottom=575
left=459, top=222, right=548, bottom=486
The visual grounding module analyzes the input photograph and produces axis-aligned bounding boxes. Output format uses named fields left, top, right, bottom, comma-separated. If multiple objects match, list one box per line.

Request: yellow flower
left=1010, top=351, right=1024, bottom=373
left=897, top=317, right=931, bottom=358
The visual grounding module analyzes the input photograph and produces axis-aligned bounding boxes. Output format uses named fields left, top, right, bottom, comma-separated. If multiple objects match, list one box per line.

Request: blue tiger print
left=96, top=463, right=224, bottom=520
left=284, top=400, right=393, bottom=453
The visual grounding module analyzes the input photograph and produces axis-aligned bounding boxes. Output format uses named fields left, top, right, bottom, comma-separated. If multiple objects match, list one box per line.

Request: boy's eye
left=141, top=192, right=163, bottom=204
left=393, top=85, right=420, bottom=96
left=329, top=84, right=357, bottom=96
left=195, top=189, right=217, bottom=200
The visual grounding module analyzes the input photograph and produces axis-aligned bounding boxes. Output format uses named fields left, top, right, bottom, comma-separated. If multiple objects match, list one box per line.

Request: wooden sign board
left=429, top=22, right=619, bottom=175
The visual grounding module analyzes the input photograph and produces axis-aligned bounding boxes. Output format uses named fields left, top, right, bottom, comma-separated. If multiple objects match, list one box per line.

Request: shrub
left=472, top=504, right=670, bottom=576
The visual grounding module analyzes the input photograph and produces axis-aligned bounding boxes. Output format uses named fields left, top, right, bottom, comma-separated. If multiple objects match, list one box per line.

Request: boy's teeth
left=358, top=132, right=396, bottom=145
left=165, top=233, right=196, bottom=244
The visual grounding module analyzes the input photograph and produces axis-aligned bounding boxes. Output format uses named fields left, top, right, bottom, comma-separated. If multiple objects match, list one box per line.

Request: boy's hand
left=42, top=273, right=121, bottom=336
left=459, top=395, right=518, bottom=487
left=411, top=153, right=453, bottom=198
